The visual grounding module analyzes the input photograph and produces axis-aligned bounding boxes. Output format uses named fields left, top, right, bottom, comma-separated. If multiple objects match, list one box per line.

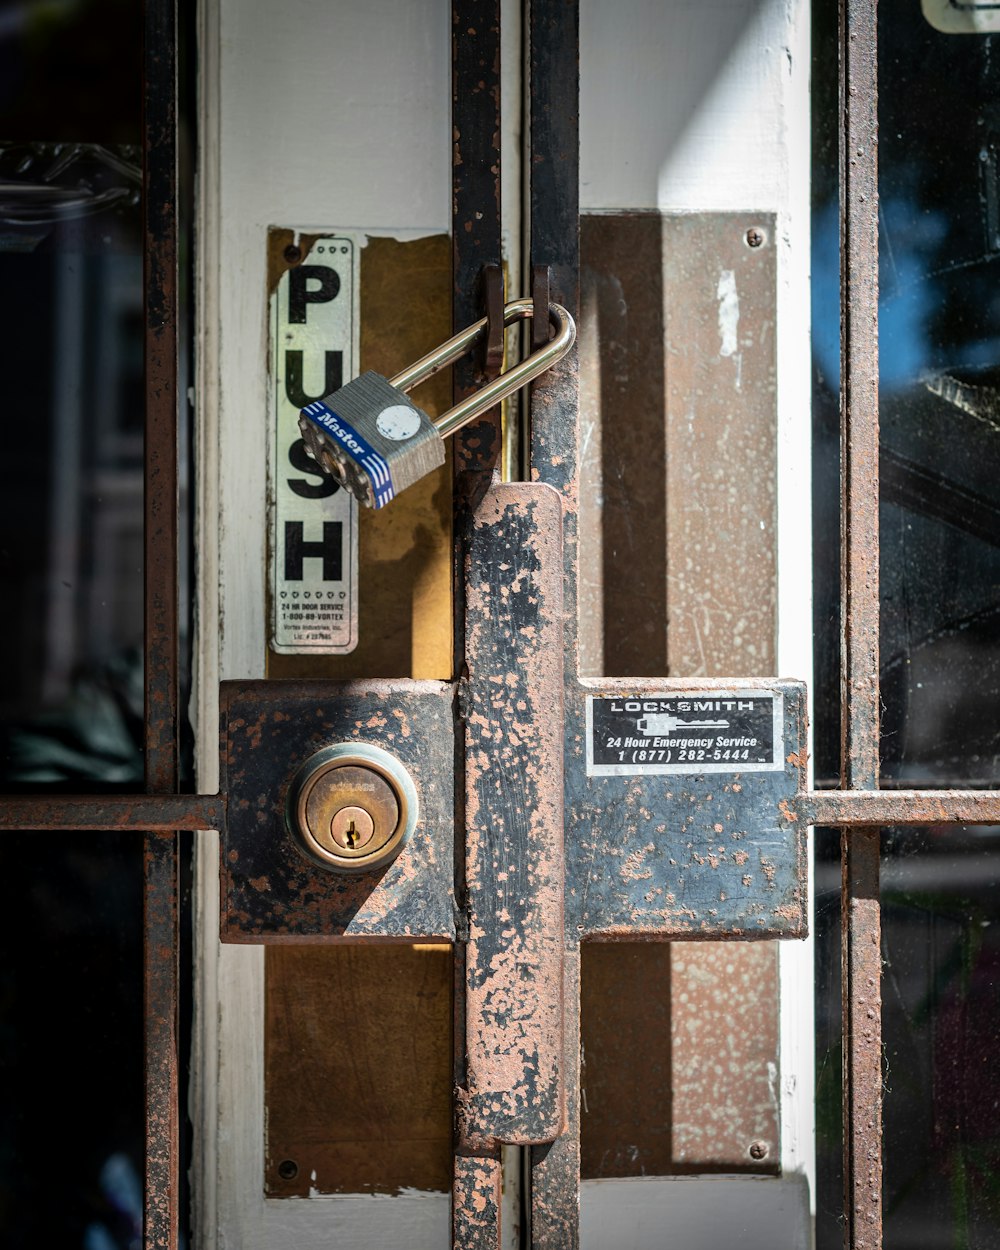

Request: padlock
left=298, top=296, right=575, bottom=508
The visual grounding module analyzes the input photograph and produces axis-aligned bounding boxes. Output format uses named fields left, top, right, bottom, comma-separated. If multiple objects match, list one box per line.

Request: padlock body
left=299, top=372, right=445, bottom=509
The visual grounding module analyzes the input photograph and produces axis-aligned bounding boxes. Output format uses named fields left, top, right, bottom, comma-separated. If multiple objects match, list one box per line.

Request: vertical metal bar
left=452, top=5, right=503, bottom=1247
left=527, top=2, right=580, bottom=1247
left=144, top=833, right=181, bottom=1250
left=143, top=0, right=181, bottom=1247
left=839, top=1, right=882, bottom=1247
left=452, top=0, right=504, bottom=503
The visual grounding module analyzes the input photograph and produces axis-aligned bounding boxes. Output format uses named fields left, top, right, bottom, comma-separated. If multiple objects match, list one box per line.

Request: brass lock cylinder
left=286, top=742, right=418, bottom=873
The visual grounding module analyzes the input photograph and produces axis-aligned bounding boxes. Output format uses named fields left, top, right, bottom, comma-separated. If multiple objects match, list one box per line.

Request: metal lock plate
left=219, top=679, right=455, bottom=941
left=299, top=372, right=445, bottom=509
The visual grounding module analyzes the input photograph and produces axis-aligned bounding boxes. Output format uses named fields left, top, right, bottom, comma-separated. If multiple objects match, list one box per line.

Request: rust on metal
left=839, top=1, right=882, bottom=1246
left=807, top=789, right=1000, bottom=827
left=527, top=2, right=581, bottom=1243
left=219, top=679, right=455, bottom=941
left=452, top=9, right=504, bottom=1246
left=143, top=0, right=181, bottom=1246
left=0, top=794, right=224, bottom=831
left=568, top=679, right=809, bottom=940
left=144, top=832, right=180, bottom=1250
left=453, top=1151, right=503, bottom=1248
left=144, top=1, right=180, bottom=798
left=530, top=950, right=581, bottom=1250
left=452, top=0, right=503, bottom=491
left=458, top=484, right=565, bottom=1151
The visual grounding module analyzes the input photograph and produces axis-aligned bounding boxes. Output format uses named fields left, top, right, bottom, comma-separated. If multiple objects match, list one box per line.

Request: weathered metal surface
left=144, top=0, right=180, bottom=798
left=452, top=10, right=504, bottom=1246
left=219, top=679, right=455, bottom=940
left=527, top=3, right=580, bottom=1243
left=843, top=825, right=882, bottom=1248
left=840, top=0, right=882, bottom=1245
left=453, top=1151, right=503, bottom=1248
left=144, top=832, right=179, bottom=1250
left=458, top=484, right=565, bottom=1151
left=7, top=784, right=996, bottom=835
left=452, top=0, right=503, bottom=490
left=567, top=679, right=808, bottom=938
left=143, top=1, right=181, bottom=1246
left=663, top=214, right=777, bottom=678
left=840, top=0, right=881, bottom=794
left=807, top=789, right=1000, bottom=826
left=530, top=949, right=581, bottom=1250
left=0, top=794, right=224, bottom=831
left=668, top=943, right=780, bottom=1171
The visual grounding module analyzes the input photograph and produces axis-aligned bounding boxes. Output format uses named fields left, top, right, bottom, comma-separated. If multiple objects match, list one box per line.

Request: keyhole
left=328, top=804, right=375, bottom=850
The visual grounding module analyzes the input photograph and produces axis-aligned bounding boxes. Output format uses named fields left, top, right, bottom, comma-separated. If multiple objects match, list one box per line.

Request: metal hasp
left=297, top=297, right=575, bottom=509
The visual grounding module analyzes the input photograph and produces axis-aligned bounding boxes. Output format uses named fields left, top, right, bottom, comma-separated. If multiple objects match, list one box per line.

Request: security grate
left=4, top=4, right=1000, bottom=1250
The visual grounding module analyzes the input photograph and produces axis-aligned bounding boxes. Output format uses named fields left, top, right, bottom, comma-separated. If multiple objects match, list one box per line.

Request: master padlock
left=298, top=296, right=576, bottom=508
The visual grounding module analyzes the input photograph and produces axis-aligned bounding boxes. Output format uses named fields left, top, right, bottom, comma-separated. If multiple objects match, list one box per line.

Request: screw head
left=277, top=1159, right=299, bottom=1180
left=748, top=1140, right=769, bottom=1161
left=284, top=243, right=302, bottom=265
left=745, top=226, right=765, bottom=249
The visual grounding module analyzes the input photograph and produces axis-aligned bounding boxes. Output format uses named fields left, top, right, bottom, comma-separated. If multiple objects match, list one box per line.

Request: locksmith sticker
left=269, top=232, right=360, bottom=653
left=586, top=690, right=784, bottom=777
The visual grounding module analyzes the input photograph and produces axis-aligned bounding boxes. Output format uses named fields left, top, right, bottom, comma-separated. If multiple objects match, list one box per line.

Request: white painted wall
left=195, top=2, right=814, bottom=1246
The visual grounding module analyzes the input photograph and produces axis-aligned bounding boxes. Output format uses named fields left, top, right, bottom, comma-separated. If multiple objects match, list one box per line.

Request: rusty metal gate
left=3, top=1, right=1000, bottom=1248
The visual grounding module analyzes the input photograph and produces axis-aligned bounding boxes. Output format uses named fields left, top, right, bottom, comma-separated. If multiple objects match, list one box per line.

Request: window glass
left=0, top=5, right=190, bottom=1246
left=813, top=4, right=1000, bottom=1244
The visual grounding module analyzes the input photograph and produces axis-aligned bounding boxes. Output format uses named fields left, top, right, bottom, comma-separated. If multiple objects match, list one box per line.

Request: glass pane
left=0, top=6, right=170, bottom=1248
left=813, top=4, right=1000, bottom=1246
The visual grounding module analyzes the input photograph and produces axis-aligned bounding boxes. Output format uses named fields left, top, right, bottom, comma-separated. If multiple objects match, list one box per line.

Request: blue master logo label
left=301, top=400, right=395, bottom=508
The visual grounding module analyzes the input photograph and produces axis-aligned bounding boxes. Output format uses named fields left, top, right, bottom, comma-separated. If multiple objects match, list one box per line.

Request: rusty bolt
left=284, top=243, right=302, bottom=265
left=278, top=1159, right=299, bottom=1180
left=330, top=805, right=375, bottom=850
left=748, top=1140, right=769, bottom=1161
left=745, top=226, right=765, bottom=248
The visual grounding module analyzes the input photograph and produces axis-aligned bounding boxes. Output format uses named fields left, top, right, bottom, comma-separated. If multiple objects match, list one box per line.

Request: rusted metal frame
left=0, top=794, right=223, bottom=831
left=807, top=789, right=1000, bottom=827
left=143, top=0, right=182, bottom=1246
left=452, top=0, right=504, bottom=502
left=452, top=5, right=505, bottom=1243
left=458, top=485, right=565, bottom=1154
left=17, top=778, right=934, bottom=842
left=526, top=0, right=580, bottom=1245
left=839, top=1, right=882, bottom=1247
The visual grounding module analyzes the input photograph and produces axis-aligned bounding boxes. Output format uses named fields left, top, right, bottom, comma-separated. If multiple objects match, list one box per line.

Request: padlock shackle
left=388, top=297, right=575, bottom=439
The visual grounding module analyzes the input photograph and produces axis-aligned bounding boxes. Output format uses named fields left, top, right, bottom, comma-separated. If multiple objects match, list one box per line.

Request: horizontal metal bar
left=805, top=789, right=1000, bottom=826
left=0, top=794, right=224, bottom=831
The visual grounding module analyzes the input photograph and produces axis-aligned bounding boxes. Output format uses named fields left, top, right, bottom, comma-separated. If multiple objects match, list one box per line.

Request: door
left=4, top=3, right=999, bottom=1250
left=197, top=3, right=814, bottom=1247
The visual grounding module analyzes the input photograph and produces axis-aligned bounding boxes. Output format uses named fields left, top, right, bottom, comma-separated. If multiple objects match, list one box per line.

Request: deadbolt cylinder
left=285, top=742, right=418, bottom=873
